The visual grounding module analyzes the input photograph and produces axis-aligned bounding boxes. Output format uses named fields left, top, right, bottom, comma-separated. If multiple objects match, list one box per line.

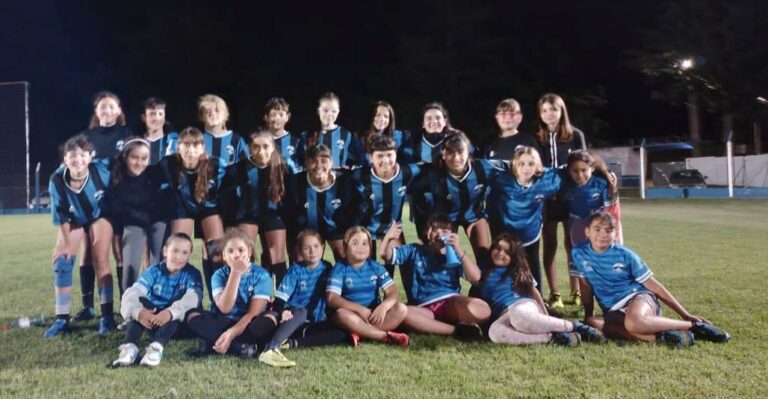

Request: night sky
left=1, top=1, right=764, bottom=173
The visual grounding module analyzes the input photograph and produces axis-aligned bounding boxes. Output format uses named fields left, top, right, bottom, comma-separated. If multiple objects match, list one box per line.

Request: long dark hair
left=566, top=150, right=618, bottom=199
left=175, top=127, right=214, bottom=204
left=359, top=101, right=396, bottom=152
left=489, top=233, right=534, bottom=296
left=249, top=130, right=286, bottom=203
left=111, top=137, right=150, bottom=185
left=536, top=93, right=574, bottom=144
left=306, top=92, right=340, bottom=148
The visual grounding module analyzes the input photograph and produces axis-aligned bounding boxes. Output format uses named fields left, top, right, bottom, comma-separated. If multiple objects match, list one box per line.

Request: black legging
left=123, top=320, right=180, bottom=347
left=187, top=311, right=278, bottom=354
left=524, top=239, right=542, bottom=295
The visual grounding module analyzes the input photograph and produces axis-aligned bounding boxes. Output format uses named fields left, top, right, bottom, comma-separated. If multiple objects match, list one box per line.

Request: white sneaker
left=112, top=343, right=139, bottom=367
left=140, top=342, right=164, bottom=367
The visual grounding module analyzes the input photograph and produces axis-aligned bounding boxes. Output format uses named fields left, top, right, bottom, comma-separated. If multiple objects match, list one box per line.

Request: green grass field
left=1, top=199, right=766, bottom=398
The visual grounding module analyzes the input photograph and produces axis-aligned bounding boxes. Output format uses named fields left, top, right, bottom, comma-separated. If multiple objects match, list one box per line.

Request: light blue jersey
left=327, top=259, right=394, bottom=308
left=390, top=244, right=463, bottom=306
left=486, top=167, right=563, bottom=245
left=49, top=159, right=111, bottom=227
left=275, top=260, right=332, bottom=322
left=211, top=264, right=272, bottom=319
left=481, top=267, right=536, bottom=317
left=134, top=262, right=203, bottom=309
left=561, top=175, right=611, bottom=219
left=570, top=242, right=653, bottom=312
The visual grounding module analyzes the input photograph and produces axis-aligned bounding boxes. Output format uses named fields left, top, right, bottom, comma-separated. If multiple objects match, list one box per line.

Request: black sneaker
left=551, top=331, right=581, bottom=347
left=73, top=307, right=96, bottom=321
left=691, top=321, right=730, bottom=343
left=656, top=330, right=695, bottom=348
left=454, top=323, right=484, bottom=341
left=572, top=321, right=605, bottom=343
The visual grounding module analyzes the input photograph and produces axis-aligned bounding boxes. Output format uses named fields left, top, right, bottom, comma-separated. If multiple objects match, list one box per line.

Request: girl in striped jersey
left=409, top=132, right=502, bottom=267
left=350, top=135, right=421, bottom=278
left=141, top=97, right=177, bottom=165
left=283, top=144, right=356, bottom=262
left=220, top=130, right=288, bottom=286
left=483, top=234, right=603, bottom=346
left=350, top=101, right=413, bottom=168
left=157, top=127, right=224, bottom=302
left=561, top=150, right=622, bottom=246
left=301, top=92, right=355, bottom=170
left=410, top=102, right=468, bottom=165
left=198, top=94, right=249, bottom=176
left=44, top=135, right=117, bottom=337
left=263, top=97, right=304, bottom=174
left=486, top=146, right=565, bottom=297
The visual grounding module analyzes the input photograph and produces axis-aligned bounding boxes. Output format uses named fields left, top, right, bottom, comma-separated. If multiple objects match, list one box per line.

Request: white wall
left=686, top=154, right=768, bottom=187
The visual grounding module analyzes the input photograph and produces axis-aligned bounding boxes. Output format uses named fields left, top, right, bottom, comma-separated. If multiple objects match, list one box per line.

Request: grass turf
left=0, top=199, right=766, bottom=398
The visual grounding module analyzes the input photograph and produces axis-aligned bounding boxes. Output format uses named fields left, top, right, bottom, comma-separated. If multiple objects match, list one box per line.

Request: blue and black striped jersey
left=146, top=132, right=178, bottom=165
left=49, top=159, right=111, bottom=226
left=300, top=126, right=353, bottom=169
left=220, top=159, right=282, bottom=225
left=272, top=130, right=304, bottom=174
left=157, top=155, right=223, bottom=217
left=203, top=131, right=249, bottom=177
left=351, top=163, right=421, bottom=238
left=283, top=171, right=356, bottom=237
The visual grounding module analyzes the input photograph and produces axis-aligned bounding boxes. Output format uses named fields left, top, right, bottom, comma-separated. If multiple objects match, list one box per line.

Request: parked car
left=29, top=191, right=51, bottom=210
left=669, top=169, right=707, bottom=188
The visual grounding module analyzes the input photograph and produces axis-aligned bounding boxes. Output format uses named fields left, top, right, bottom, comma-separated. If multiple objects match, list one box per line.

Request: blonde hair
left=511, top=146, right=544, bottom=179
left=197, top=94, right=230, bottom=129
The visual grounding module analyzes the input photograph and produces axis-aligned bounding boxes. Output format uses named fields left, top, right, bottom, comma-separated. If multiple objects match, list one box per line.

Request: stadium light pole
left=678, top=57, right=701, bottom=156
left=726, top=131, right=734, bottom=198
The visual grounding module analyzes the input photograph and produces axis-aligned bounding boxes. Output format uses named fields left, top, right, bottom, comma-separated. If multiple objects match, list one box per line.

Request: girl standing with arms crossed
left=44, top=135, right=117, bottom=336
left=536, top=93, right=587, bottom=309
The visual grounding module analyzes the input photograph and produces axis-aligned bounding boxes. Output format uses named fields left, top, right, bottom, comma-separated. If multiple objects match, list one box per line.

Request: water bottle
left=2, top=313, right=46, bottom=331
left=440, top=236, right=462, bottom=267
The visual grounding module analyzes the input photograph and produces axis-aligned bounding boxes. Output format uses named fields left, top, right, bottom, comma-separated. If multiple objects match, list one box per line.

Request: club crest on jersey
left=592, top=193, right=602, bottom=200
left=369, top=193, right=376, bottom=200
left=287, top=145, right=295, bottom=155
left=489, top=150, right=496, bottom=158
left=612, top=263, right=626, bottom=272
left=331, top=198, right=342, bottom=209
left=304, top=202, right=310, bottom=209
left=93, top=190, right=104, bottom=201
left=370, top=275, right=378, bottom=284
left=299, top=281, right=308, bottom=291
left=116, top=140, right=125, bottom=152
left=534, top=194, right=545, bottom=201
left=208, top=179, right=217, bottom=190
left=152, top=284, right=164, bottom=296
left=474, top=184, right=485, bottom=192
left=226, top=145, right=235, bottom=155
left=398, top=186, right=407, bottom=196
left=582, top=260, right=593, bottom=272
left=69, top=205, right=76, bottom=213
left=344, top=278, right=354, bottom=288
left=336, top=139, right=345, bottom=150
left=446, top=194, right=453, bottom=200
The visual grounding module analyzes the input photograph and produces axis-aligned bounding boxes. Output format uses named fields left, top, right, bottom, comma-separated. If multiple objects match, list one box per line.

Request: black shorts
left=237, top=214, right=286, bottom=232
left=175, top=204, right=219, bottom=222
left=544, top=197, right=569, bottom=223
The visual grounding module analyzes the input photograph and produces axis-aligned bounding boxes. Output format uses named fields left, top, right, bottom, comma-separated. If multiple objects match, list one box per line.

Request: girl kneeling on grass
left=570, top=211, right=730, bottom=347
left=483, top=233, right=604, bottom=347
left=185, top=228, right=278, bottom=356
left=112, top=233, right=203, bottom=367
left=326, top=227, right=410, bottom=346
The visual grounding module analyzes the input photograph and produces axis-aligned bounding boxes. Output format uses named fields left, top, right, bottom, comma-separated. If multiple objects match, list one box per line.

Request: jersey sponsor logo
left=331, top=198, right=342, bottom=209
left=398, top=186, right=407, bottom=196
left=93, top=190, right=105, bottom=201
left=336, top=139, right=345, bottom=150
left=612, top=263, right=626, bottom=272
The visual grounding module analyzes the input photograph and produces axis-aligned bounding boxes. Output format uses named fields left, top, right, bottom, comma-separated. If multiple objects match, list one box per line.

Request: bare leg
left=402, top=306, right=455, bottom=335
left=624, top=299, right=693, bottom=338
left=440, top=296, right=492, bottom=325
left=330, top=309, right=387, bottom=341
left=170, top=219, right=194, bottom=236
left=328, top=239, right=345, bottom=262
